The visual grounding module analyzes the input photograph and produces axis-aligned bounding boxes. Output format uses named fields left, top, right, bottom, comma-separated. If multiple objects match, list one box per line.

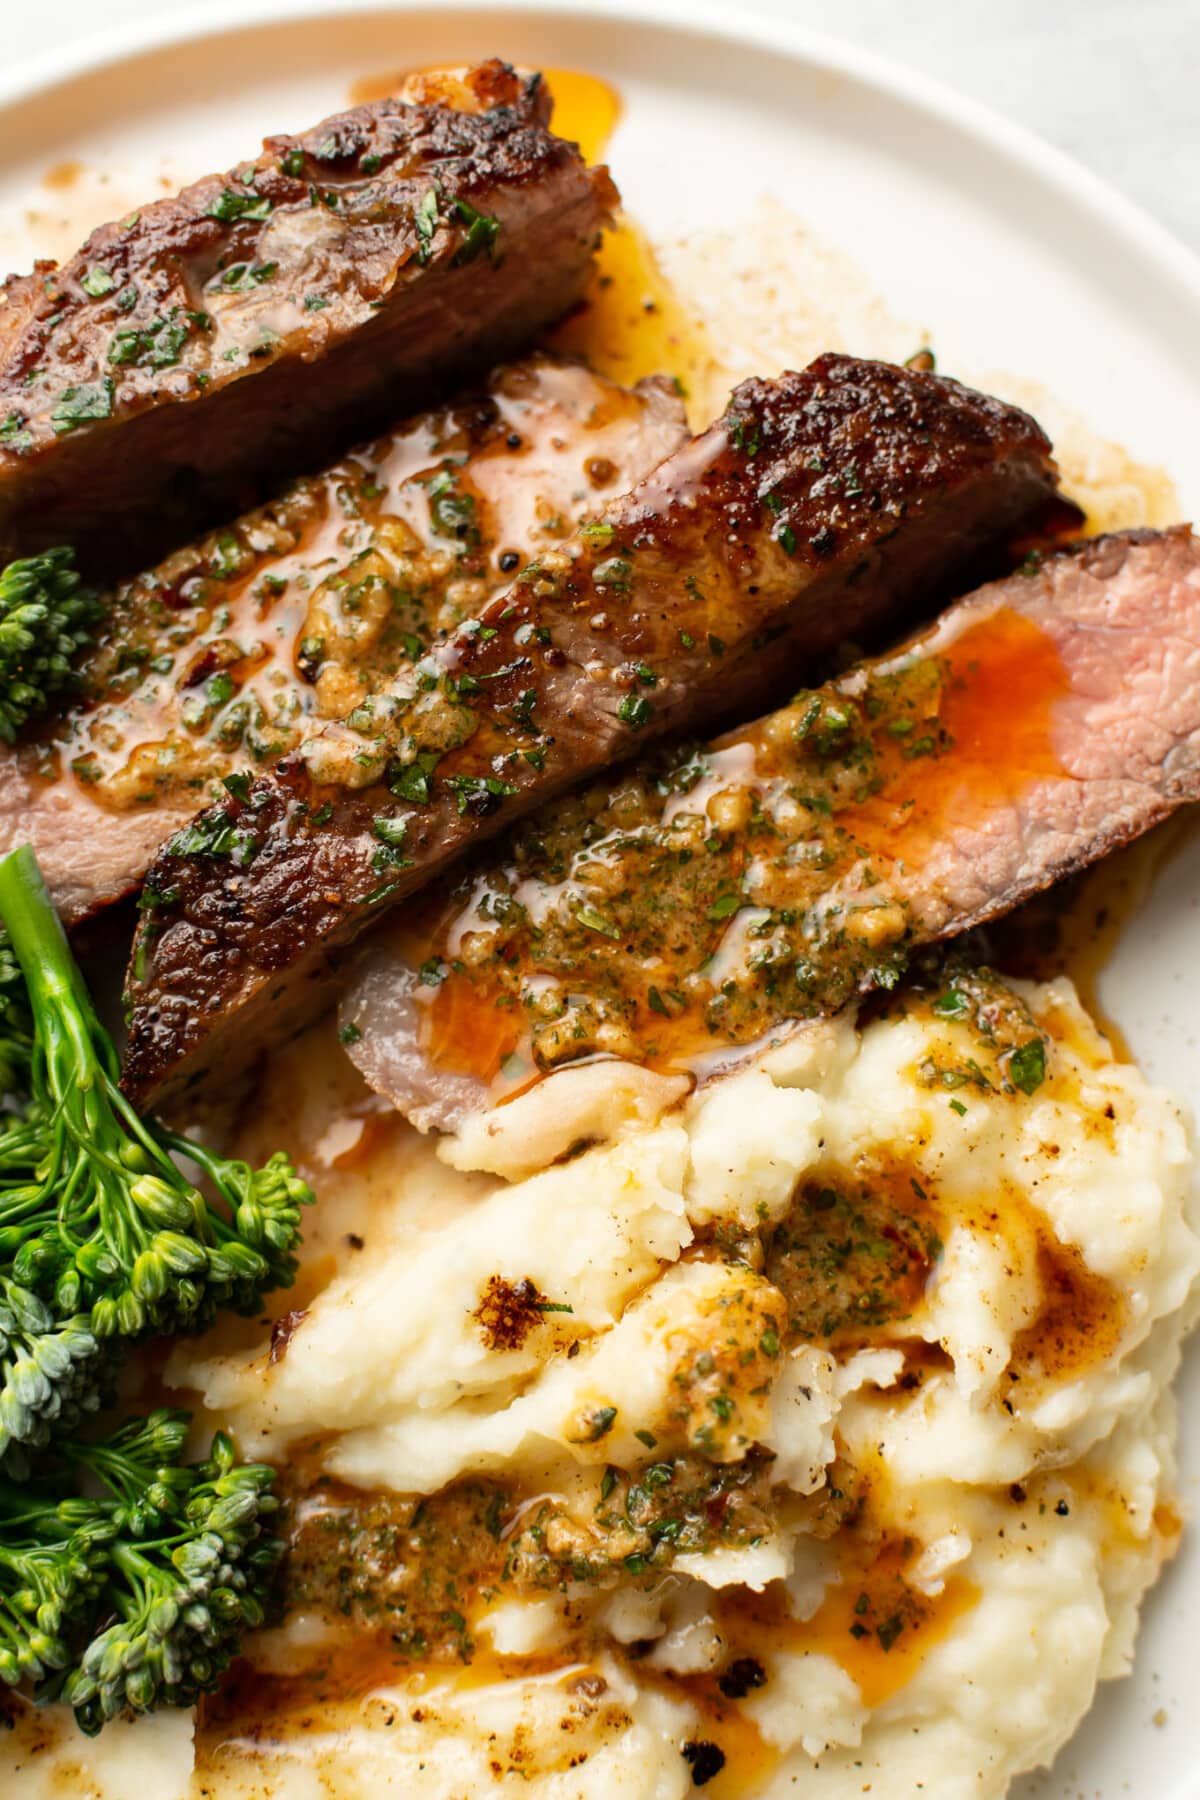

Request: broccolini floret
left=0, top=1406, right=280, bottom=1733
left=0, top=1283, right=109, bottom=1469
left=0, top=547, right=101, bottom=742
left=0, top=844, right=312, bottom=1469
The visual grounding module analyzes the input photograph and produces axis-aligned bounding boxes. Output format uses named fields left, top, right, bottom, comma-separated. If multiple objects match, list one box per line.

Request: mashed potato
left=9, top=970, right=1192, bottom=1800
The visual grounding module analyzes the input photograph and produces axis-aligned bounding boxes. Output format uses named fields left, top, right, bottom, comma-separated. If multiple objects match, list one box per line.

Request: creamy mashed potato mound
left=8, top=971, right=1193, bottom=1800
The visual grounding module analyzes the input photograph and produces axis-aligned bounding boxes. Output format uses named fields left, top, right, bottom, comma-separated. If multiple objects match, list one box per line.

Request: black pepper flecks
left=717, top=1655, right=767, bottom=1699
left=682, top=1741, right=727, bottom=1787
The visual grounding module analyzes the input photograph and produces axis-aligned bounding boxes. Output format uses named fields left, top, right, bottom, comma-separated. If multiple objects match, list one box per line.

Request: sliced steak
left=0, top=355, right=685, bottom=926
left=121, top=353, right=1075, bottom=1112
left=340, top=526, right=1200, bottom=1131
left=0, top=61, right=615, bottom=578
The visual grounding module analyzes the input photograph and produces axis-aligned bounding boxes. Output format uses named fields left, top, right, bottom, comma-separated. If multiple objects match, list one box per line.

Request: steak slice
left=340, top=526, right=1200, bottom=1132
left=0, top=61, right=615, bottom=578
left=0, top=355, right=685, bottom=927
left=121, top=353, right=1075, bottom=1111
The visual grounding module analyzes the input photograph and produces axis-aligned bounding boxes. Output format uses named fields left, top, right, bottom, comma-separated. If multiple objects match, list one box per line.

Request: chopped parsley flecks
left=50, top=379, right=114, bottom=434
left=205, top=187, right=273, bottom=224
left=451, top=197, right=500, bottom=263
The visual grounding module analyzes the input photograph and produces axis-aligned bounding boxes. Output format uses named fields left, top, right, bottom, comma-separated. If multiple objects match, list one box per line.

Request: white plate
left=1, top=3, right=1198, bottom=1793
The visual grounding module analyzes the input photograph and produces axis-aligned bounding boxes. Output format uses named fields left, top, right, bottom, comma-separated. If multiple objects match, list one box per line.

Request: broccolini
left=0, top=843, right=312, bottom=1469
left=0, top=547, right=101, bottom=742
left=0, top=929, right=31, bottom=1101
left=0, top=1406, right=280, bottom=1734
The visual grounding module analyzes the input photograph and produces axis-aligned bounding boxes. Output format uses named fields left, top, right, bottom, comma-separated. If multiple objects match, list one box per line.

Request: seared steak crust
left=121, top=353, right=1073, bottom=1110
left=0, top=62, right=615, bottom=576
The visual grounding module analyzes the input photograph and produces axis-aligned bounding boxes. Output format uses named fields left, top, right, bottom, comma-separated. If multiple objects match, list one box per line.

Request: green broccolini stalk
left=0, top=1406, right=280, bottom=1734
left=0, top=547, right=101, bottom=742
left=0, top=844, right=313, bottom=1469
left=0, top=930, right=32, bottom=1099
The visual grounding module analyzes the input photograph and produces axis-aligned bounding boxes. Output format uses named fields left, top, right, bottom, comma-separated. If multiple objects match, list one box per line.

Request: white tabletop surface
left=9, top=0, right=1200, bottom=253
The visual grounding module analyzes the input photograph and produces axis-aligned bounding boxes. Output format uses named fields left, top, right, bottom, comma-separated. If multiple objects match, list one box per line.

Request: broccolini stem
left=0, top=847, right=102, bottom=1084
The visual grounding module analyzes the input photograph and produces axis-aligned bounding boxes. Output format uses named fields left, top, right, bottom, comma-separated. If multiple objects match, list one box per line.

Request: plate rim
left=3, top=0, right=1200, bottom=315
